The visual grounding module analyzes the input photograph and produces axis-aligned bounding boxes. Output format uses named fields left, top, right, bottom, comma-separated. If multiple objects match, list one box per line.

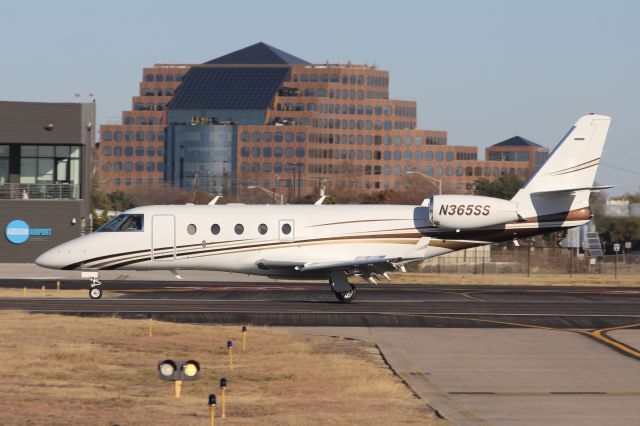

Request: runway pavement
left=1, top=279, right=640, bottom=330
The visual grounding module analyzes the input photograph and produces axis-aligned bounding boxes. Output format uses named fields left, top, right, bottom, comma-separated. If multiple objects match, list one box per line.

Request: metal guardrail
left=0, top=183, right=80, bottom=200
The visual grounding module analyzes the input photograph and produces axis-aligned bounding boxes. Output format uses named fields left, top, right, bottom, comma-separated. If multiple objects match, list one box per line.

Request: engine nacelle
left=429, top=195, right=520, bottom=229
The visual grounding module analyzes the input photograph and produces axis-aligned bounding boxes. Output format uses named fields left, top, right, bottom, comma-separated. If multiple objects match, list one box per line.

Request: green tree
left=92, top=208, right=111, bottom=229
left=595, top=216, right=640, bottom=247
left=107, top=191, right=137, bottom=212
left=474, top=175, right=524, bottom=200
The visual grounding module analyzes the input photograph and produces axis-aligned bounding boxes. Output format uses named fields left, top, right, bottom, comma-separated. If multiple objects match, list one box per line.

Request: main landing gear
left=333, top=284, right=357, bottom=302
left=330, top=271, right=357, bottom=303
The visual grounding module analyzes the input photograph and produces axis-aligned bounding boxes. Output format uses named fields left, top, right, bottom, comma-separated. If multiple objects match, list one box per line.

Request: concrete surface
left=0, top=263, right=271, bottom=282
left=290, top=327, right=640, bottom=426
left=610, top=329, right=640, bottom=352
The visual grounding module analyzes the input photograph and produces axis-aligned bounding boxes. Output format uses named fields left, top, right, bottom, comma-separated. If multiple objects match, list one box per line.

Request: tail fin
left=511, top=114, right=611, bottom=218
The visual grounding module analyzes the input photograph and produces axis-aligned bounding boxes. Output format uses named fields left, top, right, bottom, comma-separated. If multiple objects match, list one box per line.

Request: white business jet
left=36, top=114, right=611, bottom=302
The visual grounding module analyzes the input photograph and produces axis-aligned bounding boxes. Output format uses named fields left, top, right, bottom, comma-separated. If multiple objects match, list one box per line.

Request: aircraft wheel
left=334, top=285, right=356, bottom=303
left=89, top=287, right=102, bottom=300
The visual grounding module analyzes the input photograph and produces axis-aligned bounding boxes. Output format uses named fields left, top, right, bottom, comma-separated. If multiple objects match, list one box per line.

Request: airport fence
left=416, top=245, right=640, bottom=276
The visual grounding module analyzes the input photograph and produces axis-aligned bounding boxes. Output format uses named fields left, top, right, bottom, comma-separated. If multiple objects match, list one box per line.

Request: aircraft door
left=278, top=219, right=295, bottom=242
left=152, top=214, right=176, bottom=261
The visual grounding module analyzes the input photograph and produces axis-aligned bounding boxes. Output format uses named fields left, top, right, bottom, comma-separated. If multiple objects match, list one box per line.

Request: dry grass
left=0, top=288, right=112, bottom=298
left=387, top=272, right=640, bottom=286
left=0, top=311, right=444, bottom=426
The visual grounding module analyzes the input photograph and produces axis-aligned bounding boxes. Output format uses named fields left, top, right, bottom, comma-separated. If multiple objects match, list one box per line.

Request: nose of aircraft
left=35, top=247, right=67, bottom=269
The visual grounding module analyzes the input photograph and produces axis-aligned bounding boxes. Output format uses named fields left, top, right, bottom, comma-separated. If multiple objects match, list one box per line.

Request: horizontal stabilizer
left=530, top=185, right=614, bottom=196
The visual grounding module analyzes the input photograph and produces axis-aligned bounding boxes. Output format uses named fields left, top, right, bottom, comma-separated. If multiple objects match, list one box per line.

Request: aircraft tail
left=511, top=114, right=611, bottom=219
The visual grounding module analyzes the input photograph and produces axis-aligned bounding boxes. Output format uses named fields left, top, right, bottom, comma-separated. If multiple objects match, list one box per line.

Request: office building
left=0, top=101, right=95, bottom=262
left=98, top=43, right=546, bottom=200
left=98, top=65, right=189, bottom=188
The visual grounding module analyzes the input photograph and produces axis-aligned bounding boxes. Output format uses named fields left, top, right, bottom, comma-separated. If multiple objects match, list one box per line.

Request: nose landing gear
left=82, top=272, right=103, bottom=300
left=89, top=277, right=102, bottom=299
left=89, top=280, right=102, bottom=299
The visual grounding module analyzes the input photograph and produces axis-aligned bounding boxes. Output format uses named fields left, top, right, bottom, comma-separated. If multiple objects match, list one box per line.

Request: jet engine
left=429, top=195, right=520, bottom=229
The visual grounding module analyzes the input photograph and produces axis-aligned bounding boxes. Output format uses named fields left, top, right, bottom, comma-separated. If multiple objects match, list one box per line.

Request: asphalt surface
left=1, top=279, right=639, bottom=329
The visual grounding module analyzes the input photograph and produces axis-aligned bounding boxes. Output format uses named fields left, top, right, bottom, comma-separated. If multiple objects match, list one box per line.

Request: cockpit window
left=96, top=214, right=144, bottom=232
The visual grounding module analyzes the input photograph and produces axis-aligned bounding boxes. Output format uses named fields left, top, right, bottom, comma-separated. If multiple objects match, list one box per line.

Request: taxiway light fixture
left=220, top=378, right=228, bottom=418
left=227, top=341, right=234, bottom=369
left=209, top=394, right=217, bottom=426
left=242, top=326, right=247, bottom=351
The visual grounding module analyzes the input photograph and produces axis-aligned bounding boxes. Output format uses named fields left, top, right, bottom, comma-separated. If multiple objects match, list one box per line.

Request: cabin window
left=95, top=214, right=144, bottom=232
left=258, top=224, right=268, bottom=235
left=281, top=223, right=292, bottom=235
left=234, top=224, right=244, bottom=235
left=211, top=224, right=220, bottom=235
left=187, top=224, right=197, bottom=235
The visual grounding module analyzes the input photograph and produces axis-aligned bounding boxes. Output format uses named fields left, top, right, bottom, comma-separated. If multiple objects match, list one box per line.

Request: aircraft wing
left=257, top=256, right=398, bottom=271
left=256, top=237, right=430, bottom=284
left=257, top=256, right=406, bottom=284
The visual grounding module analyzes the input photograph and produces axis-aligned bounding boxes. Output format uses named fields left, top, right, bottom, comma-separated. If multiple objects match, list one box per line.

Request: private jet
left=36, top=114, right=611, bottom=302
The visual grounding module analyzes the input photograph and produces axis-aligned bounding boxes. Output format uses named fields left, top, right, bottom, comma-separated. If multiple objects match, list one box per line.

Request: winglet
left=314, top=195, right=327, bottom=205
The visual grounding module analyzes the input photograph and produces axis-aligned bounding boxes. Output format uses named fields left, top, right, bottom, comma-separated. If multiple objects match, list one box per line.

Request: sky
left=1, top=0, right=639, bottom=195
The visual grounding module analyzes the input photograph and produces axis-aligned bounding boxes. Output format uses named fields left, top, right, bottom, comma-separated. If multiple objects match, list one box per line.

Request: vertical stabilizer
left=511, top=114, right=611, bottom=218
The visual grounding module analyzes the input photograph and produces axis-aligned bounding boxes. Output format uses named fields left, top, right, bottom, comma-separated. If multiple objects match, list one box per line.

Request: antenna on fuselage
left=209, top=196, right=222, bottom=206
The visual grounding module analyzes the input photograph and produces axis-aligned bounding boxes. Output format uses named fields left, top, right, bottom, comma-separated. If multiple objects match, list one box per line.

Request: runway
left=1, top=279, right=639, bottom=329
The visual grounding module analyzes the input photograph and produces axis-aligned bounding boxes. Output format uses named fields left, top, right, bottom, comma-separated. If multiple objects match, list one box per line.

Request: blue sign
left=4, top=220, right=52, bottom=244
left=5, top=220, right=30, bottom=244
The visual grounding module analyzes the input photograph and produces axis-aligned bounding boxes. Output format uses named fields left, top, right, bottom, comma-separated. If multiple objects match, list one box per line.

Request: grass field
left=0, top=311, right=445, bottom=425
left=0, top=288, right=101, bottom=298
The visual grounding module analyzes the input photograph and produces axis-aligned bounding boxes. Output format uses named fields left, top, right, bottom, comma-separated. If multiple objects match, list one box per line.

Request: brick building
left=98, top=43, right=546, bottom=201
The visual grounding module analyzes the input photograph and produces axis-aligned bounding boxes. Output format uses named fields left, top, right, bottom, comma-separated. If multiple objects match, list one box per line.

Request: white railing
left=0, top=183, right=80, bottom=200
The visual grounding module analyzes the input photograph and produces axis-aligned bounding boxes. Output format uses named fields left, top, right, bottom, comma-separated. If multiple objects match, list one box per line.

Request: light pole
left=406, top=171, right=442, bottom=195
left=247, top=185, right=284, bottom=205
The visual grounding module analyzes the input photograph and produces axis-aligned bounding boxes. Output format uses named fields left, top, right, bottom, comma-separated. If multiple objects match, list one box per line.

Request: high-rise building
left=98, top=65, right=189, bottom=188
left=98, top=43, right=545, bottom=201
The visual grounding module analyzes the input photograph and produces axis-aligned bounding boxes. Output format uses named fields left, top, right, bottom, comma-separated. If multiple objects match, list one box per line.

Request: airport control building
left=0, top=101, right=95, bottom=262
left=97, top=42, right=547, bottom=200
